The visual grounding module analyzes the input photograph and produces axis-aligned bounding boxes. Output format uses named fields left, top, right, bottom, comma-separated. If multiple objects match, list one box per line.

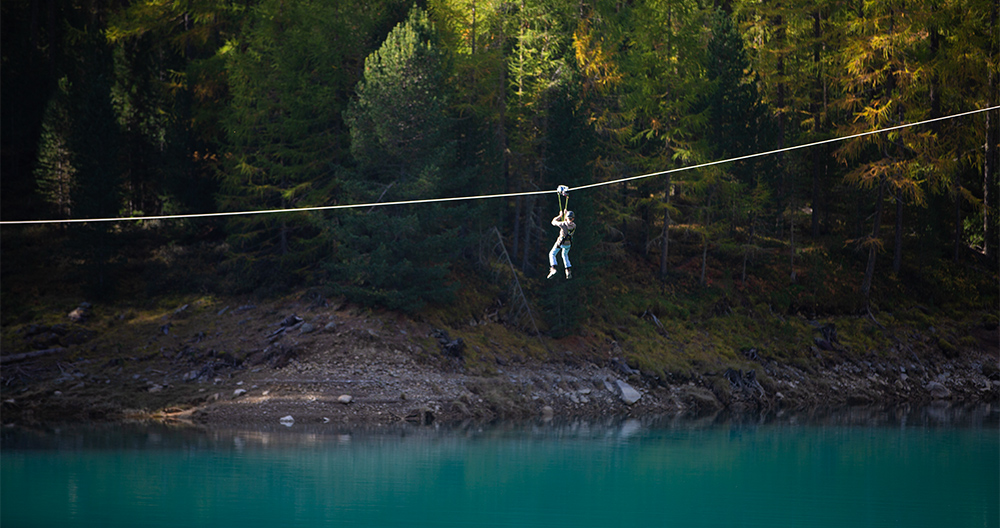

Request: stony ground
left=2, top=296, right=997, bottom=429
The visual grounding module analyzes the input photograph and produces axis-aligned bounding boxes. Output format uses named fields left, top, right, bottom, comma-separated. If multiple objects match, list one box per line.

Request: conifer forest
left=2, top=0, right=998, bottom=339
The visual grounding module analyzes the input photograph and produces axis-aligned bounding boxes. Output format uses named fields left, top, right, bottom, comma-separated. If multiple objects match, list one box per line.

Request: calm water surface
left=2, top=407, right=997, bottom=528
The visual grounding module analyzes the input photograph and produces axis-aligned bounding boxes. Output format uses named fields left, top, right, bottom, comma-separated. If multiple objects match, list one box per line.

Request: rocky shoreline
left=2, top=300, right=997, bottom=429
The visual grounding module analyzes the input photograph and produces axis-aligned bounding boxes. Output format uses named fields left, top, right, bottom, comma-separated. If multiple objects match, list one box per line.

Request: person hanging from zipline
left=547, top=185, right=576, bottom=279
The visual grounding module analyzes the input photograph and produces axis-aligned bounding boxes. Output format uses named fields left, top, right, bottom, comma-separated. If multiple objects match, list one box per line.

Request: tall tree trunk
left=512, top=195, right=522, bottom=260
left=643, top=204, right=652, bottom=257
left=520, top=194, right=535, bottom=272
left=893, top=188, right=902, bottom=274
left=532, top=197, right=544, bottom=274
left=498, top=15, right=510, bottom=232
left=930, top=21, right=961, bottom=264
left=470, top=0, right=476, bottom=55
left=621, top=184, right=628, bottom=250
left=774, top=13, right=787, bottom=206
left=280, top=189, right=289, bottom=256
left=986, top=1, right=999, bottom=259
left=700, top=229, right=709, bottom=287
left=953, top=177, right=962, bottom=264
left=811, top=143, right=822, bottom=237
left=790, top=204, right=796, bottom=282
left=987, top=105, right=999, bottom=259
left=659, top=174, right=672, bottom=280
left=811, top=11, right=823, bottom=237
left=280, top=220, right=288, bottom=256
left=862, top=176, right=885, bottom=302
left=888, top=10, right=903, bottom=276
left=700, top=193, right=713, bottom=287
left=742, top=248, right=748, bottom=285
left=929, top=26, right=941, bottom=128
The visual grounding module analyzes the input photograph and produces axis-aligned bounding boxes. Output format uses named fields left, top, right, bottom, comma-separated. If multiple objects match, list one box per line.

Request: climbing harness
left=555, top=185, right=574, bottom=244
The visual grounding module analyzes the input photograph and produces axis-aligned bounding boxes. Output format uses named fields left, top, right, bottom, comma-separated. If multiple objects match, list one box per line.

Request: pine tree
left=65, top=29, right=125, bottom=297
left=35, top=78, right=76, bottom=219
left=333, top=5, right=462, bottom=311
left=913, top=0, right=994, bottom=263
left=706, top=8, right=774, bottom=187
left=703, top=8, right=776, bottom=286
left=219, top=0, right=375, bottom=292
left=584, top=0, right=712, bottom=280
left=346, top=5, right=451, bottom=178
left=834, top=0, right=928, bottom=302
left=986, top=2, right=1000, bottom=260
left=107, top=0, right=250, bottom=219
left=429, top=0, right=510, bottom=219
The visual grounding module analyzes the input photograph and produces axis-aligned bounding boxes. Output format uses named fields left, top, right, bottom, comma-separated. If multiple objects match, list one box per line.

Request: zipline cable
left=0, top=188, right=554, bottom=225
left=1, top=105, right=996, bottom=226
left=569, top=105, right=1000, bottom=192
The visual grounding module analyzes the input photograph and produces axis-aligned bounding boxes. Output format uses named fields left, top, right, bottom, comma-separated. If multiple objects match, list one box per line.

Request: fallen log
left=0, top=347, right=65, bottom=364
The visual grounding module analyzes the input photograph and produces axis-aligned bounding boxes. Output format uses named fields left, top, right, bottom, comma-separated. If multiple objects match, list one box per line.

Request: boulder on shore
left=615, top=379, right=642, bottom=405
left=925, top=381, right=951, bottom=399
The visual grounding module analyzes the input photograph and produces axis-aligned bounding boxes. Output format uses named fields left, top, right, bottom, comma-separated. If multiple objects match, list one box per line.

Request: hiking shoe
left=547, top=266, right=558, bottom=279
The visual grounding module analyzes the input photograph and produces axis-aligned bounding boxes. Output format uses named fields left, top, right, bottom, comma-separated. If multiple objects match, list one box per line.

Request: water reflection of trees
left=2, top=403, right=994, bottom=452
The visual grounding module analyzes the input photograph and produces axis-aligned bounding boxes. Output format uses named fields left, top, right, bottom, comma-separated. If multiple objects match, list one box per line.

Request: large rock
left=615, top=379, right=642, bottom=405
left=68, top=302, right=92, bottom=322
left=925, top=381, right=951, bottom=399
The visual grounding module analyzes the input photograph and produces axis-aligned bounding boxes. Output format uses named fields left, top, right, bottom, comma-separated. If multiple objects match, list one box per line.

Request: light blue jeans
left=549, top=241, right=571, bottom=268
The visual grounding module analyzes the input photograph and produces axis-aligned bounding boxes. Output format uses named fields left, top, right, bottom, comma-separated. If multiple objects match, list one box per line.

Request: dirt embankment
left=2, top=298, right=997, bottom=428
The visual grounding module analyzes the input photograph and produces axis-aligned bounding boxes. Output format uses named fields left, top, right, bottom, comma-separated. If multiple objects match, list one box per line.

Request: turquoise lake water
left=2, top=407, right=997, bottom=528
